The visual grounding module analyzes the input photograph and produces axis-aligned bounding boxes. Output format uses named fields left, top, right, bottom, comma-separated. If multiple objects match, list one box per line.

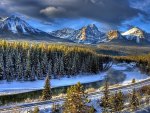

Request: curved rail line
left=0, top=78, right=150, bottom=112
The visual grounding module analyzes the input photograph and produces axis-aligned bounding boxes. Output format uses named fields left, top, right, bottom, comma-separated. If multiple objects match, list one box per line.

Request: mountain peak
left=107, top=30, right=122, bottom=40
left=86, top=24, right=98, bottom=30
left=121, top=26, right=146, bottom=43
left=88, top=24, right=96, bottom=28
left=10, top=15, right=19, bottom=18
left=0, top=15, right=47, bottom=36
left=6, top=15, right=23, bottom=21
left=122, top=27, right=144, bottom=38
left=50, top=28, right=75, bottom=39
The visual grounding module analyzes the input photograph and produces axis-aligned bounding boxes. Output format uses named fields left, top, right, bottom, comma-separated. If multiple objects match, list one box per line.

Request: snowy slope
left=0, top=15, right=73, bottom=42
left=122, top=27, right=144, bottom=37
left=50, top=28, right=75, bottom=39
left=0, top=15, right=47, bottom=35
left=50, top=24, right=106, bottom=44
left=121, top=27, right=147, bottom=43
left=50, top=25, right=150, bottom=44
left=72, top=24, right=106, bottom=44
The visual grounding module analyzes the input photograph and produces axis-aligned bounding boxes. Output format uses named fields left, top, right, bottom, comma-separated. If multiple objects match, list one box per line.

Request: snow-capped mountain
left=73, top=24, right=106, bottom=44
left=50, top=24, right=106, bottom=44
left=0, top=15, right=149, bottom=44
left=50, top=28, right=75, bottom=39
left=0, top=15, right=49, bottom=36
left=121, top=27, right=146, bottom=43
left=0, top=15, right=74, bottom=43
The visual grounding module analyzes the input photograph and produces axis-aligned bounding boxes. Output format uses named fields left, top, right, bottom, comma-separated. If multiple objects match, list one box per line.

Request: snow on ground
left=0, top=73, right=106, bottom=93
left=111, top=64, right=127, bottom=71
left=112, top=63, right=149, bottom=85
left=0, top=62, right=149, bottom=95
left=122, top=71, right=148, bottom=85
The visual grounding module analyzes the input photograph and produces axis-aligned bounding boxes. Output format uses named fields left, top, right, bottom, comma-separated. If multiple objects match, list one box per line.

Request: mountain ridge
left=0, top=15, right=73, bottom=43
left=0, top=15, right=150, bottom=44
left=51, top=25, right=150, bottom=44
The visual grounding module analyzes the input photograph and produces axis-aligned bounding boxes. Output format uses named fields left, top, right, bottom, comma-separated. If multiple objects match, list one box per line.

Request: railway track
left=0, top=77, right=150, bottom=112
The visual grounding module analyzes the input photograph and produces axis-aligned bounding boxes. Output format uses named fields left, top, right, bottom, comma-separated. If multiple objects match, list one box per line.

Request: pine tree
left=0, top=63, right=3, bottom=80
left=58, top=55, right=64, bottom=76
left=47, top=61, right=52, bottom=79
left=129, top=89, right=140, bottom=111
left=25, top=51, right=31, bottom=80
left=33, top=106, right=39, bottom=113
left=145, top=94, right=150, bottom=105
left=53, top=53, right=58, bottom=78
left=41, top=53, right=48, bottom=76
left=52, top=104, right=60, bottom=113
left=132, top=78, right=136, bottom=84
left=16, top=53, right=23, bottom=80
left=42, top=75, right=52, bottom=100
left=30, top=67, right=36, bottom=81
left=89, top=106, right=95, bottom=113
left=110, top=90, right=124, bottom=112
left=63, top=82, right=87, bottom=113
left=0, top=40, right=109, bottom=81
left=5, top=54, right=12, bottom=81
left=101, top=80, right=111, bottom=113
left=36, top=60, right=43, bottom=80
left=0, top=54, right=4, bottom=80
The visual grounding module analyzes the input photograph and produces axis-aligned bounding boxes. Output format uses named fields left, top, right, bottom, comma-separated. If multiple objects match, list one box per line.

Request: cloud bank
left=0, top=0, right=149, bottom=26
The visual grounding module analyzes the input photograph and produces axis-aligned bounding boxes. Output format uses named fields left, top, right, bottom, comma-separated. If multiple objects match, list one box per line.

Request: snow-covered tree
left=63, top=82, right=87, bottom=113
left=129, top=89, right=140, bottom=111
left=101, top=80, right=111, bottom=112
left=110, top=91, right=124, bottom=112
left=42, top=75, right=52, bottom=100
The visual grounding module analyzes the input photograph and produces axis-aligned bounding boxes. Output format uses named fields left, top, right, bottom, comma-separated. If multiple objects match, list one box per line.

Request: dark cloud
left=0, top=0, right=149, bottom=26
left=0, top=0, right=49, bottom=21
left=39, top=0, right=149, bottom=25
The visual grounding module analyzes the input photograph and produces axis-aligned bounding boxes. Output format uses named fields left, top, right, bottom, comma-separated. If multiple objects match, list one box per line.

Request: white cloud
left=40, top=7, right=66, bottom=17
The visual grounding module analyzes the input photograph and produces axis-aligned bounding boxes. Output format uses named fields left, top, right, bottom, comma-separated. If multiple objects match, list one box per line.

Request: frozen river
left=0, top=62, right=149, bottom=95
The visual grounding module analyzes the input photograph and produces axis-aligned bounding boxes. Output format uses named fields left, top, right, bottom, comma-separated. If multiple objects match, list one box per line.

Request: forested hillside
left=115, top=54, right=150, bottom=75
left=0, top=40, right=111, bottom=81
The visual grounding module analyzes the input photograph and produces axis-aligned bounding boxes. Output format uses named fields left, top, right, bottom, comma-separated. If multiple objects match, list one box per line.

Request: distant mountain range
left=0, top=15, right=150, bottom=44
left=50, top=24, right=106, bottom=44
left=50, top=25, right=150, bottom=44
left=0, top=15, right=71, bottom=42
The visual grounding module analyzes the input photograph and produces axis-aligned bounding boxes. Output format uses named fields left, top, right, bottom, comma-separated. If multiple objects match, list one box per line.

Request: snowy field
left=0, top=62, right=149, bottom=95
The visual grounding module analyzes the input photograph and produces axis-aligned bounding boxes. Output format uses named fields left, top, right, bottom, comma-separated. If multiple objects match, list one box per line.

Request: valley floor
left=0, top=62, right=149, bottom=95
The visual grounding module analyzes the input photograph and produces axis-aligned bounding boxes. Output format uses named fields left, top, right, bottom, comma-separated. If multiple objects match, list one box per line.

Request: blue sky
left=27, top=16, right=150, bottom=33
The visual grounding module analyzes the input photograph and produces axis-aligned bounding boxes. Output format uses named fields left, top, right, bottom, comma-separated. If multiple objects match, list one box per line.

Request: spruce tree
left=0, top=64, right=3, bottom=80
left=129, top=89, right=140, bottom=111
left=42, top=75, right=52, bottom=100
left=30, top=67, right=36, bottom=81
left=16, top=54, right=23, bottom=80
left=41, top=53, right=48, bottom=76
left=63, top=82, right=87, bottom=113
left=0, top=54, right=4, bottom=80
left=33, top=106, right=39, bottom=113
left=58, top=55, right=64, bottom=76
left=5, top=54, right=12, bottom=81
left=37, top=60, right=43, bottom=80
left=145, top=94, right=150, bottom=105
left=25, top=51, right=31, bottom=80
left=111, top=91, right=124, bottom=112
left=101, top=80, right=111, bottom=113
left=132, top=78, right=136, bottom=84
